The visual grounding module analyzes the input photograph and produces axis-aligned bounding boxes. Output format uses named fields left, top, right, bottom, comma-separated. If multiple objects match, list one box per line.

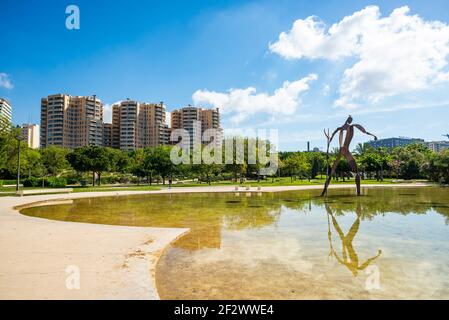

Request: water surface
left=20, top=187, right=449, bottom=299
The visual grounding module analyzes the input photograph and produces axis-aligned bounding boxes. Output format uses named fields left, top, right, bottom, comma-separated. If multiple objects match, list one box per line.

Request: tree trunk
left=92, top=172, right=95, bottom=187
left=98, top=172, right=101, bottom=186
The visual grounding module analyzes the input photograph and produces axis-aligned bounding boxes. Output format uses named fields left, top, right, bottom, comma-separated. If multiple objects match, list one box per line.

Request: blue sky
left=1, top=0, right=449, bottom=151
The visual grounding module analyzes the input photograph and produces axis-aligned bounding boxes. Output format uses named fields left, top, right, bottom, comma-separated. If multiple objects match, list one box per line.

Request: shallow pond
left=20, top=187, right=449, bottom=299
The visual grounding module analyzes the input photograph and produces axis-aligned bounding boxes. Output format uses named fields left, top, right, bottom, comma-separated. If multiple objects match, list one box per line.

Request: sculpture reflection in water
left=325, top=202, right=382, bottom=276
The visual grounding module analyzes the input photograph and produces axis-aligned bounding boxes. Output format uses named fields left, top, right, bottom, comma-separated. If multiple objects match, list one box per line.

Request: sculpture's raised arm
left=328, top=127, right=342, bottom=144
left=353, top=124, right=377, bottom=140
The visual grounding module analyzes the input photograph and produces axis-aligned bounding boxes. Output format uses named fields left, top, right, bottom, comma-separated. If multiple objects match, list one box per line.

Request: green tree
left=428, top=150, right=449, bottom=183
left=282, top=153, right=310, bottom=181
left=130, top=149, right=147, bottom=184
left=306, top=152, right=325, bottom=179
left=389, top=143, right=430, bottom=180
left=41, top=146, right=71, bottom=176
left=111, top=149, right=130, bottom=173
left=144, top=145, right=175, bottom=185
left=67, top=146, right=114, bottom=186
left=24, top=148, right=45, bottom=178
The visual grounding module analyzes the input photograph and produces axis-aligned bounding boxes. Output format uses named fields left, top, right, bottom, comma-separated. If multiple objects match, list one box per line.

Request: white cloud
left=103, top=100, right=122, bottom=123
left=270, top=6, right=449, bottom=108
left=0, top=73, right=14, bottom=89
left=192, top=74, right=317, bottom=123
left=165, top=111, right=171, bottom=126
left=103, top=104, right=113, bottom=123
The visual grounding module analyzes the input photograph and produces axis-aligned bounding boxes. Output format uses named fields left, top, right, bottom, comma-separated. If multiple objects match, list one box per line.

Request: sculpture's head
left=346, top=115, right=353, bottom=124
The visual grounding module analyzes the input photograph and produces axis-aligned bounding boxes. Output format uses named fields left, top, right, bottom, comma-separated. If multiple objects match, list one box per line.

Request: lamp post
left=15, top=125, right=21, bottom=192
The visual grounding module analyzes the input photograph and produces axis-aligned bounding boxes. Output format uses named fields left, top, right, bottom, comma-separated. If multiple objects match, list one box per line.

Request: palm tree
left=355, top=143, right=368, bottom=156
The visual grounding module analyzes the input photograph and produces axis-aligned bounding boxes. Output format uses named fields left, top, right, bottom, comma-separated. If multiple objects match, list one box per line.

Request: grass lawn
left=0, top=178, right=430, bottom=197
left=171, top=177, right=405, bottom=188
left=71, top=185, right=162, bottom=193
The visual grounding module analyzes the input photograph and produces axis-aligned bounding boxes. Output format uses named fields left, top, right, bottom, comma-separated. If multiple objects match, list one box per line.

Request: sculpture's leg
left=321, top=153, right=341, bottom=196
left=355, top=174, right=361, bottom=196
left=345, top=150, right=361, bottom=196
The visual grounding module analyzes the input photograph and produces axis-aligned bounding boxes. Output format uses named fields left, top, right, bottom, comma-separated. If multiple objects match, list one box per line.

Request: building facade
left=21, top=123, right=40, bottom=149
left=103, top=123, right=113, bottom=148
left=365, top=137, right=425, bottom=149
left=0, top=98, right=12, bottom=125
left=426, top=141, right=449, bottom=152
left=170, top=106, right=221, bottom=148
left=111, top=100, right=169, bottom=151
left=40, top=94, right=103, bottom=148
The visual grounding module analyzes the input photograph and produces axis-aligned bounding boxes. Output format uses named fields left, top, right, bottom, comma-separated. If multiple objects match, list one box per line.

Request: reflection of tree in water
left=301, top=187, right=449, bottom=221
left=169, top=193, right=283, bottom=251
left=325, top=202, right=381, bottom=277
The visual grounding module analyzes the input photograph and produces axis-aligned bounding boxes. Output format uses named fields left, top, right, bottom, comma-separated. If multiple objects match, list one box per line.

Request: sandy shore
left=0, top=183, right=430, bottom=299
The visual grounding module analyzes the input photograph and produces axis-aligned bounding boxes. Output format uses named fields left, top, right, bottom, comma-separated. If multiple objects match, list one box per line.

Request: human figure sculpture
left=321, top=116, right=377, bottom=196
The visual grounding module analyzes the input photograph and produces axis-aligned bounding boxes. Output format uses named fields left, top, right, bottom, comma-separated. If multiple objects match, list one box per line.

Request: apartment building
left=426, top=141, right=449, bottom=152
left=40, top=94, right=103, bottom=148
left=111, top=100, right=170, bottom=151
left=365, top=137, right=424, bottom=149
left=0, top=98, right=12, bottom=125
left=21, top=123, right=40, bottom=149
left=103, top=123, right=113, bottom=147
left=171, top=105, right=221, bottom=148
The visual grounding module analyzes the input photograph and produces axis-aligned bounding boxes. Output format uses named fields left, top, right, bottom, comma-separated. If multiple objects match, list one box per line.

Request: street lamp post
left=15, top=125, right=21, bottom=193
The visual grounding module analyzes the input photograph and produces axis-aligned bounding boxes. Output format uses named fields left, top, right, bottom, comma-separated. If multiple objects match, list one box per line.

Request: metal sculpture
left=321, top=116, right=377, bottom=196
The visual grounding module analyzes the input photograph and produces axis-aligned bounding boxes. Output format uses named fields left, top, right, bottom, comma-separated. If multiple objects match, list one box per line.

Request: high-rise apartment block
left=21, top=123, right=40, bottom=149
left=0, top=98, right=12, bottom=125
left=39, top=95, right=221, bottom=151
left=426, top=141, right=449, bottom=152
left=103, top=123, right=113, bottom=148
left=365, top=137, right=425, bottom=149
left=109, top=100, right=170, bottom=151
left=40, top=94, right=103, bottom=148
left=170, top=106, right=221, bottom=148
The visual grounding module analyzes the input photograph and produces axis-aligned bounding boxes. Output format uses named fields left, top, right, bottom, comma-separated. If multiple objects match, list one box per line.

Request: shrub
left=101, top=176, right=120, bottom=184
left=23, top=177, right=40, bottom=187
left=119, top=176, right=130, bottom=184
left=66, top=178, right=79, bottom=185
left=46, top=177, right=67, bottom=188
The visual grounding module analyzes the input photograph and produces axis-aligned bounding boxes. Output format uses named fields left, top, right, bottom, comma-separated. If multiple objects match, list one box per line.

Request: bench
left=16, top=188, right=73, bottom=196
